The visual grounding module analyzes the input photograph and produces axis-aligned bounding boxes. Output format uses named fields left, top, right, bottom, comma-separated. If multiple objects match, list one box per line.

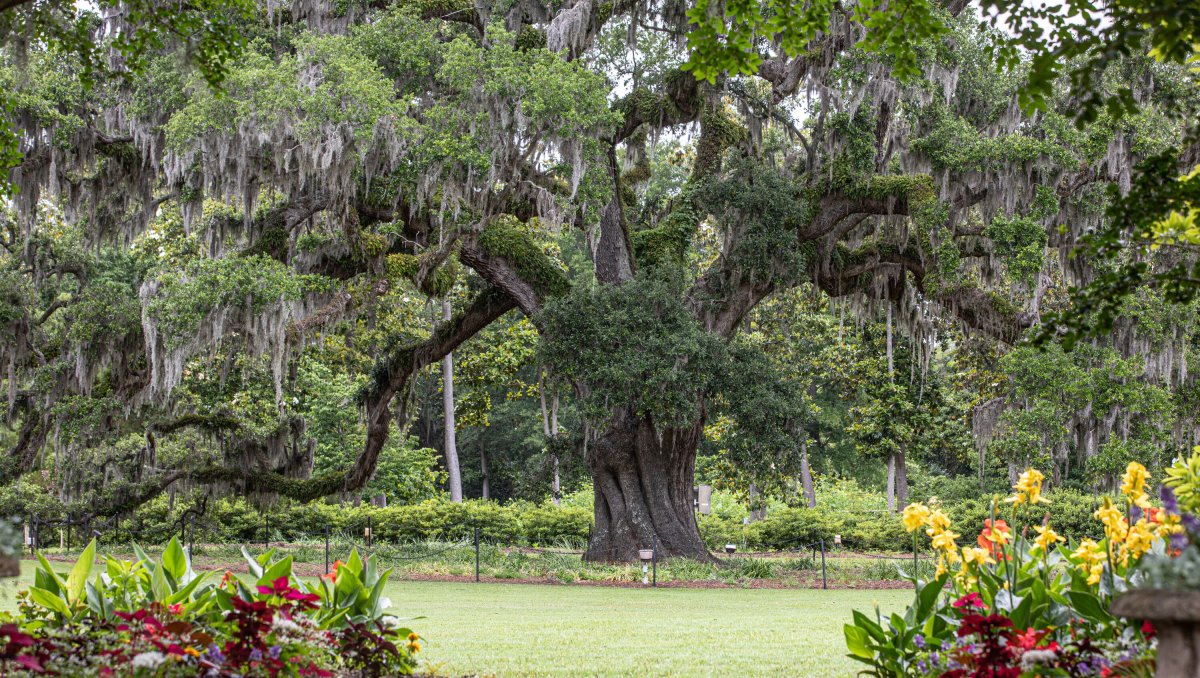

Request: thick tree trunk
left=896, top=449, right=908, bottom=507
left=584, top=409, right=713, bottom=562
left=441, top=300, right=463, bottom=503
left=799, top=443, right=816, bottom=508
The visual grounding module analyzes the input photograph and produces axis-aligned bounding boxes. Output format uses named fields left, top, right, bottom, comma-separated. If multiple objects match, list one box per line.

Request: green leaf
left=1066, top=591, right=1112, bottom=622
left=165, top=572, right=210, bottom=605
left=85, top=580, right=112, bottom=620
left=844, top=624, right=874, bottom=659
left=28, top=586, right=71, bottom=618
left=35, top=552, right=65, bottom=595
left=161, top=537, right=187, bottom=582
left=851, top=610, right=885, bottom=642
left=150, top=559, right=171, bottom=602
left=241, top=546, right=263, bottom=579
left=66, top=539, right=97, bottom=605
left=257, top=556, right=293, bottom=587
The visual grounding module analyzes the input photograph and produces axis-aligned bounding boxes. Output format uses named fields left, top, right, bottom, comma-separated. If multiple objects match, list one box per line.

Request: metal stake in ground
left=652, top=534, right=657, bottom=587
left=820, top=539, right=827, bottom=590
left=324, top=524, right=330, bottom=575
left=474, top=521, right=480, bottom=583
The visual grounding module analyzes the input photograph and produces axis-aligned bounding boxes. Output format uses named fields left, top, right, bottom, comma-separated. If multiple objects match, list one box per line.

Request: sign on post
left=696, top=485, right=713, bottom=515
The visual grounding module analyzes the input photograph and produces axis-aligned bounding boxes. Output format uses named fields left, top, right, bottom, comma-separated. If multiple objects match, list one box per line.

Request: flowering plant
left=5, top=539, right=421, bottom=676
left=846, top=461, right=1175, bottom=677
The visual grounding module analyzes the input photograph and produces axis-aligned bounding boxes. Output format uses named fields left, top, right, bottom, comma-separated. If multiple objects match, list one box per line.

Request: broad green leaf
left=35, top=552, right=65, bottom=595
left=150, top=559, right=170, bottom=602
left=241, top=546, right=263, bottom=579
left=165, top=572, right=210, bottom=605
left=161, top=537, right=187, bottom=582
left=844, top=624, right=873, bottom=659
left=345, top=549, right=364, bottom=579
left=28, top=586, right=71, bottom=617
left=1066, top=591, right=1112, bottom=622
left=66, top=539, right=97, bottom=605
left=258, top=556, right=293, bottom=586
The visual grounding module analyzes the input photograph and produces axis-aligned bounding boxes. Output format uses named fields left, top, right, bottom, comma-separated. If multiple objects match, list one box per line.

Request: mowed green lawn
left=0, top=561, right=910, bottom=677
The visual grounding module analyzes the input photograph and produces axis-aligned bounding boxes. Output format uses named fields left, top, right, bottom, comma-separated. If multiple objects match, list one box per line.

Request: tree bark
left=442, top=299, right=463, bottom=503
left=480, top=447, right=489, bottom=500
left=584, top=409, right=713, bottom=562
left=897, top=449, right=908, bottom=508
left=886, top=454, right=896, bottom=513
left=539, top=367, right=562, bottom=506
left=800, top=442, right=816, bottom=508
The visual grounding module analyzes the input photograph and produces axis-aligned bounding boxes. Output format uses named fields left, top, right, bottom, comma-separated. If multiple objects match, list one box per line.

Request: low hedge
left=32, top=489, right=1112, bottom=554
left=77, top=496, right=589, bottom=548
left=698, top=489, right=1111, bottom=553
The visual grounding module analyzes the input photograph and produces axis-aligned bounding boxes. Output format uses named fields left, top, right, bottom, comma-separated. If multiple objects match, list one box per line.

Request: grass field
left=0, top=561, right=910, bottom=677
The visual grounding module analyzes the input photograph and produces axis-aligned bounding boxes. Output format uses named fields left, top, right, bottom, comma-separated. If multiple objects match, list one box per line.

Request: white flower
left=271, top=617, right=302, bottom=635
left=1020, top=649, right=1058, bottom=669
left=131, top=651, right=166, bottom=669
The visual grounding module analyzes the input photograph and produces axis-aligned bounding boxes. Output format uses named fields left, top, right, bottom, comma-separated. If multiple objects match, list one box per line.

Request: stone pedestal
left=1112, top=590, right=1200, bottom=678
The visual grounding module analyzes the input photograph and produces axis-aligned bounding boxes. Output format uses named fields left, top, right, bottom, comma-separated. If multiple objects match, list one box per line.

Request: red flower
left=952, top=593, right=988, bottom=611
left=978, top=519, right=1011, bottom=560
left=1012, top=627, right=1049, bottom=651
left=1142, top=620, right=1156, bottom=638
left=323, top=560, right=345, bottom=581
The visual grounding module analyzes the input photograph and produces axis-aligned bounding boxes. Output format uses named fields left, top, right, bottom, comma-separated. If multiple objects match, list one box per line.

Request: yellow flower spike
left=931, top=530, right=960, bottom=557
left=925, top=509, right=951, bottom=537
left=1125, top=519, right=1156, bottom=561
left=1032, top=524, right=1064, bottom=555
left=901, top=502, right=931, bottom=533
left=961, top=546, right=994, bottom=567
left=1094, top=497, right=1129, bottom=542
left=1087, top=562, right=1104, bottom=586
left=1121, top=462, right=1151, bottom=508
left=1005, top=468, right=1049, bottom=505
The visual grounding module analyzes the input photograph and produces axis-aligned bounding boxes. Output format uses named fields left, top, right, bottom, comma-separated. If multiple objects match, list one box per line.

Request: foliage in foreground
left=1, top=538, right=419, bottom=676
left=845, top=461, right=1176, bottom=676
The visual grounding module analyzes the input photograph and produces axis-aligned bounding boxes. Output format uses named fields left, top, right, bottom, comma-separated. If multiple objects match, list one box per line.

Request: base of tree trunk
left=0, top=554, right=19, bottom=578
left=584, top=410, right=715, bottom=563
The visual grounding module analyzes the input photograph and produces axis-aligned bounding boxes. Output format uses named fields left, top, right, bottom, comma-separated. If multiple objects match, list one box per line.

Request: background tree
left=1, top=0, right=1196, bottom=562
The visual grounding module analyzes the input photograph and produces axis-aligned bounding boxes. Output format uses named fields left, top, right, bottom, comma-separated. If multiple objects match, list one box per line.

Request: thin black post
left=820, top=539, right=827, bottom=590
left=367, top=515, right=373, bottom=548
left=264, top=514, right=270, bottom=551
left=651, top=534, right=657, bottom=587
left=30, top=515, right=36, bottom=555
left=188, top=515, right=194, bottom=556
left=324, top=524, right=330, bottom=574
left=474, top=521, right=480, bottom=583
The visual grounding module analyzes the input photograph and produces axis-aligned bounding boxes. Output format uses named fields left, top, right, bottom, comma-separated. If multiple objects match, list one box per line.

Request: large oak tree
left=0, top=0, right=1195, bottom=560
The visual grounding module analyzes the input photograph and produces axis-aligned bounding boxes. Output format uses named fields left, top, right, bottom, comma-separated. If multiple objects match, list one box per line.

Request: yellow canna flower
left=1124, top=519, right=1156, bottom=562
left=956, top=561, right=979, bottom=589
left=1086, top=561, right=1104, bottom=586
left=926, top=509, right=952, bottom=537
left=1121, top=462, right=1152, bottom=509
left=961, top=546, right=994, bottom=567
left=1032, top=524, right=1064, bottom=554
left=931, top=529, right=960, bottom=555
left=1005, top=468, right=1049, bottom=506
left=902, top=503, right=931, bottom=533
left=1095, top=497, right=1129, bottom=542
